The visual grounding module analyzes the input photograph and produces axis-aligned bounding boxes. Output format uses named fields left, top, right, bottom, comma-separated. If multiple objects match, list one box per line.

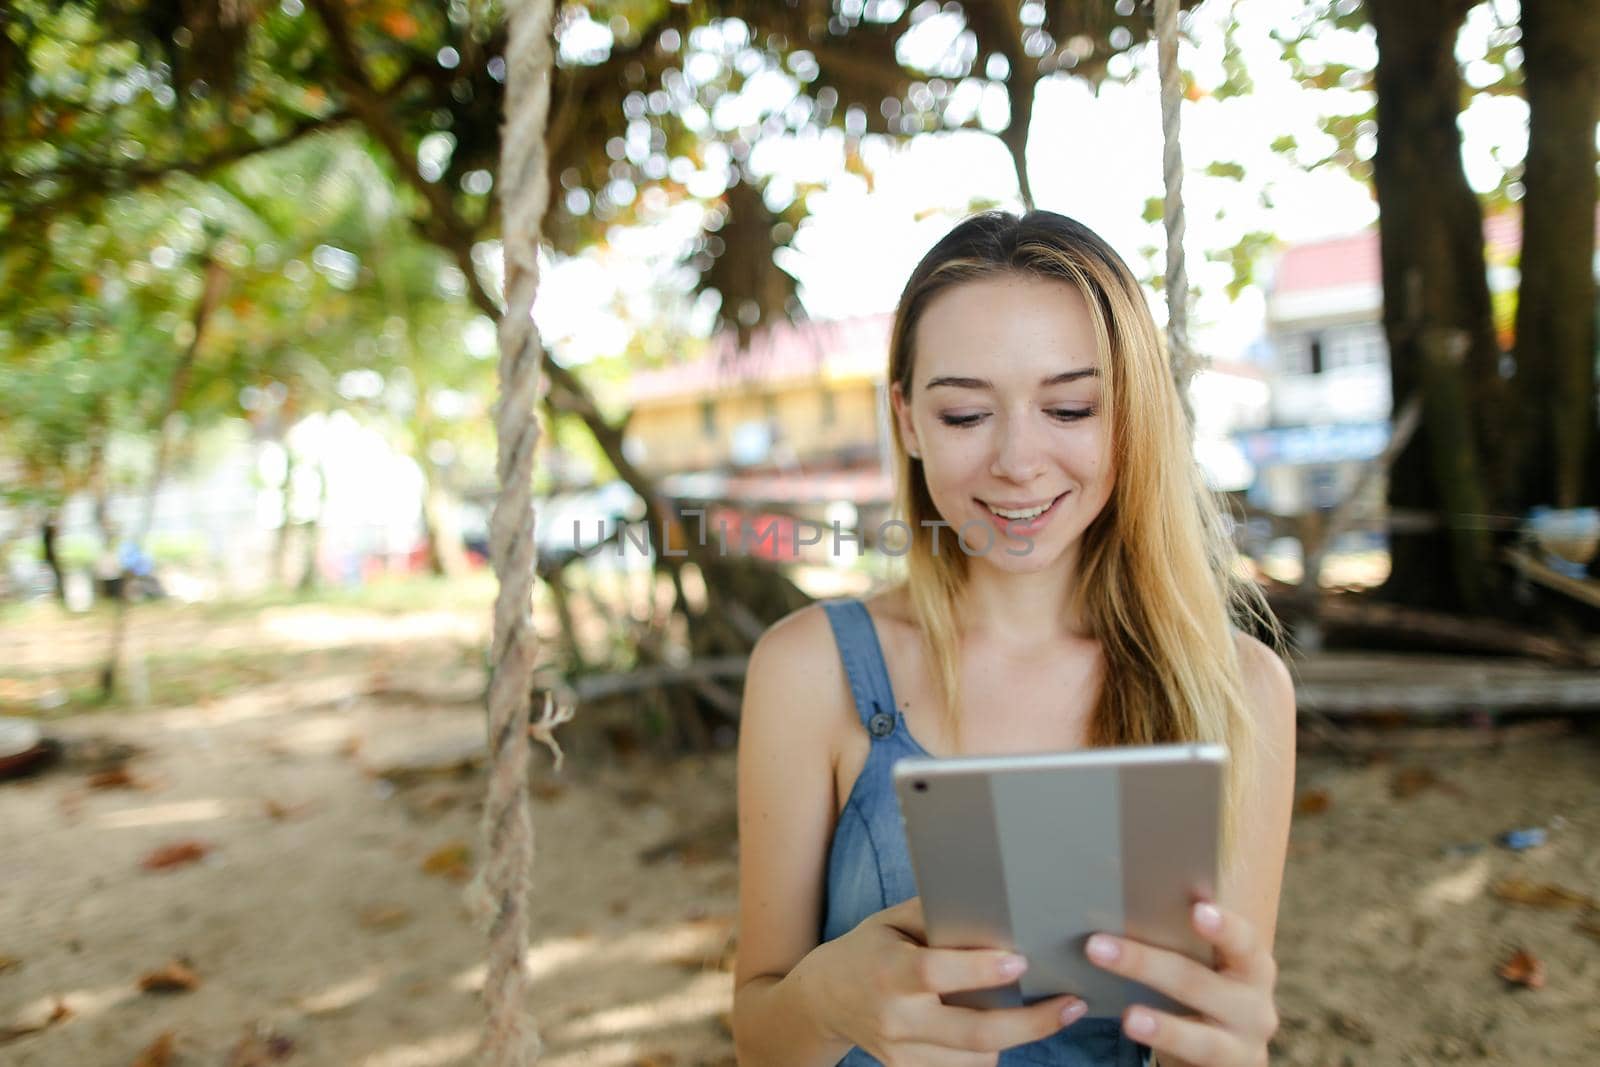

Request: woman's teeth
left=988, top=500, right=1051, bottom=520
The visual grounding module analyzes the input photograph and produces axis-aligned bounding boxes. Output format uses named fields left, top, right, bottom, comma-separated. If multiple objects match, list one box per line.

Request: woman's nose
left=989, top=416, right=1045, bottom=482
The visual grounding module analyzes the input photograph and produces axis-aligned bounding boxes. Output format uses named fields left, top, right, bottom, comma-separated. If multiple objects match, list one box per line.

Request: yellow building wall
left=628, top=378, right=883, bottom=474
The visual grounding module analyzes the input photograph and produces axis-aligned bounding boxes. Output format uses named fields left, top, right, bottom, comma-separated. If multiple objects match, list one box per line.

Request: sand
left=2, top=596, right=1596, bottom=1066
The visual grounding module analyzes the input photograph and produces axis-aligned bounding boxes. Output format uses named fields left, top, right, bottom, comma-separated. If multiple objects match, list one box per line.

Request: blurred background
left=1, top=1, right=1597, bottom=1065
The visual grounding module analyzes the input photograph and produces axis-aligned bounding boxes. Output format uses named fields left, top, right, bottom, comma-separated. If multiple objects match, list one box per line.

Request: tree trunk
left=542, top=565, right=586, bottom=672
left=87, top=425, right=113, bottom=551
left=1366, top=0, right=1503, bottom=613
left=420, top=478, right=469, bottom=578
left=271, top=435, right=296, bottom=586
left=40, top=511, right=65, bottom=605
left=297, top=458, right=328, bottom=592
left=1001, top=69, right=1037, bottom=211
left=1509, top=0, right=1600, bottom=511
left=101, top=253, right=228, bottom=699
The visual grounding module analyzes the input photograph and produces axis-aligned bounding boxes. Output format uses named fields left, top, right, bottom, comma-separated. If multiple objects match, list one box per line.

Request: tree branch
left=1, top=109, right=350, bottom=221
left=306, top=0, right=697, bottom=566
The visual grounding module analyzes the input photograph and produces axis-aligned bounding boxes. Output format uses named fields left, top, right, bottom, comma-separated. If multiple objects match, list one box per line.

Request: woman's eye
left=938, top=413, right=986, bottom=427
left=1047, top=407, right=1095, bottom=422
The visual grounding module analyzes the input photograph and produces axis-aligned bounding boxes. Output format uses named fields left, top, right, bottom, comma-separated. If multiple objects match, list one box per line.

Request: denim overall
left=819, top=598, right=1151, bottom=1067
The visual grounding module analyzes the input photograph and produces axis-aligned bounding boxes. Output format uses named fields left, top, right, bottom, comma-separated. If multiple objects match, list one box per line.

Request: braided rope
left=470, top=1, right=558, bottom=1063
left=1154, top=0, right=1196, bottom=403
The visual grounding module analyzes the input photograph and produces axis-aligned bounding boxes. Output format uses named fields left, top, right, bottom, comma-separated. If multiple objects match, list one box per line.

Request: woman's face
left=892, top=273, right=1115, bottom=574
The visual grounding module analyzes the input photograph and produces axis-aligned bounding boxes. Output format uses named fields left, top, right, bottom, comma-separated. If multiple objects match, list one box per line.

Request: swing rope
left=474, top=0, right=560, bottom=1063
left=1153, top=0, right=1197, bottom=402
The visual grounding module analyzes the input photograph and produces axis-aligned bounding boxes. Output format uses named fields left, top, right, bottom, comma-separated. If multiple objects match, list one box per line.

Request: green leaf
left=1203, top=160, right=1247, bottom=182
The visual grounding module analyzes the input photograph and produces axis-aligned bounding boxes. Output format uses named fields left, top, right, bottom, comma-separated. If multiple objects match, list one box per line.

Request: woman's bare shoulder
left=1232, top=630, right=1295, bottom=730
left=743, top=601, right=853, bottom=731
left=754, top=587, right=914, bottom=657
left=749, top=600, right=840, bottom=672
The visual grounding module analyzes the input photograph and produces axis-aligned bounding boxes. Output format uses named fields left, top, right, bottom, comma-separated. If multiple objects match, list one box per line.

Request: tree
left=1364, top=0, right=1503, bottom=612
left=1272, top=0, right=1599, bottom=614
left=1508, top=0, right=1599, bottom=513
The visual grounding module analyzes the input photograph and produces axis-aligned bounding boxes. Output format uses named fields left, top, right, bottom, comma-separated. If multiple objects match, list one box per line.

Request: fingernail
left=1060, top=1000, right=1087, bottom=1024
left=1086, top=935, right=1119, bottom=963
left=998, top=954, right=1028, bottom=977
left=1194, top=902, right=1222, bottom=932
left=1126, top=1009, right=1157, bottom=1038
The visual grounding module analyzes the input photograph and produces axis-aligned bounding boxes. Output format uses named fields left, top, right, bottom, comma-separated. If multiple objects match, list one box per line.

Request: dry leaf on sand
left=141, top=841, right=213, bottom=871
left=131, top=1031, right=178, bottom=1067
left=1495, top=947, right=1546, bottom=990
left=87, top=766, right=147, bottom=790
left=263, top=799, right=308, bottom=821
left=420, top=842, right=471, bottom=881
left=1295, top=790, right=1331, bottom=816
left=139, top=959, right=201, bottom=994
left=357, top=904, right=412, bottom=931
left=1388, top=767, right=1438, bottom=799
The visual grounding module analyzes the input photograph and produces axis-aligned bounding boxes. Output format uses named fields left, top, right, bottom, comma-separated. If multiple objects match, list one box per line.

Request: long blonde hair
left=888, top=210, right=1278, bottom=861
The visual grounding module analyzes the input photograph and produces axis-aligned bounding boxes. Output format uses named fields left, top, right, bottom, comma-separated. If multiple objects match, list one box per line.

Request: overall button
left=867, top=711, right=895, bottom=738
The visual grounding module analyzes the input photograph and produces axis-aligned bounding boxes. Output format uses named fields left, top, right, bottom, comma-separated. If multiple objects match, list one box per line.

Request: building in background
left=624, top=315, right=895, bottom=536
left=1241, top=228, right=1393, bottom=527
left=1240, top=214, right=1533, bottom=528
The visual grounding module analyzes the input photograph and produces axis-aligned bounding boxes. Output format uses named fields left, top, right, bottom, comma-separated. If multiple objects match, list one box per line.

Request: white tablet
left=892, top=742, right=1224, bottom=1016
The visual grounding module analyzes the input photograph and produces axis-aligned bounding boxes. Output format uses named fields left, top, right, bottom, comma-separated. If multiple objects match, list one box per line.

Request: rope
left=470, top=1, right=558, bottom=1063
left=1154, top=0, right=1197, bottom=408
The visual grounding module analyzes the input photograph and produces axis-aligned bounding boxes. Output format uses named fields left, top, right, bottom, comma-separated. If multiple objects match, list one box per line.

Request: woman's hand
left=1084, top=901, right=1279, bottom=1067
left=794, top=896, right=1088, bottom=1067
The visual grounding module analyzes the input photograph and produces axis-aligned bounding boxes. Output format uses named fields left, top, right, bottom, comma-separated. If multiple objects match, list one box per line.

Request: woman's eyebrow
left=924, top=368, right=1099, bottom=391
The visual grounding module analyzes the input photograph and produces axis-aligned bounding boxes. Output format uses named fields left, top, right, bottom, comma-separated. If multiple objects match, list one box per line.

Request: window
left=700, top=399, right=716, bottom=440
left=1276, top=335, right=1312, bottom=376
left=1309, top=336, right=1324, bottom=376
left=1318, top=326, right=1387, bottom=372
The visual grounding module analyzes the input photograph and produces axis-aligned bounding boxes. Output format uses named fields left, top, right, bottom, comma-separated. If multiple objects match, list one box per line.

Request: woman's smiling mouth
left=977, top=490, right=1071, bottom=536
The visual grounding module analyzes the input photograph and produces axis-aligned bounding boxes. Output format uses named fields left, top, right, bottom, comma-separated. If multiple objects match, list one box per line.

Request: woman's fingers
left=1191, top=902, right=1273, bottom=985
left=896, top=942, right=1031, bottom=996
left=1121, top=1006, right=1264, bottom=1067
left=876, top=895, right=927, bottom=943
left=915, top=995, right=1088, bottom=1053
left=1083, top=933, right=1264, bottom=1032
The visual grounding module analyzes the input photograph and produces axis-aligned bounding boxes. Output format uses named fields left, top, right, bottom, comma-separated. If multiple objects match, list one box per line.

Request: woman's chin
left=966, top=537, right=1067, bottom=575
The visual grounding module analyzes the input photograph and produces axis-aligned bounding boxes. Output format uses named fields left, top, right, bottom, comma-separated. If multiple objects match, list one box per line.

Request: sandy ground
left=2, top=592, right=1597, bottom=1066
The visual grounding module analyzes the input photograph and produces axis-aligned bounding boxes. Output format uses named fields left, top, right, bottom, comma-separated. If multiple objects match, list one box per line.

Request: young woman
left=732, top=210, right=1295, bottom=1067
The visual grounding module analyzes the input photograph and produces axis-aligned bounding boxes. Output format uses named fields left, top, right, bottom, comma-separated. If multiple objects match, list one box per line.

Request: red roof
left=1274, top=207, right=1600, bottom=295
left=1274, top=232, right=1380, bottom=293
left=629, top=314, right=891, bottom=404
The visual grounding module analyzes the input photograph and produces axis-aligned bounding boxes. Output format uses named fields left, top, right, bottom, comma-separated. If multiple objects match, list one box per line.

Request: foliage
left=1266, top=0, right=1526, bottom=211
left=2, top=0, right=1202, bottom=343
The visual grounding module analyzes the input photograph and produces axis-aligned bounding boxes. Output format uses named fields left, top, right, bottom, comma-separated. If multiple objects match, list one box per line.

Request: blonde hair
left=887, top=210, right=1279, bottom=862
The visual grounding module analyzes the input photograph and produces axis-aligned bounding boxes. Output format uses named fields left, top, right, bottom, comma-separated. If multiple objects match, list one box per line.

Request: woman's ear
left=890, top=381, right=921, bottom=459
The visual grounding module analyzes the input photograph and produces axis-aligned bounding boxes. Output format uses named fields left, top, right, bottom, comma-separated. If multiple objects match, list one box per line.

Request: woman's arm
left=1086, top=633, right=1297, bottom=1067
left=1229, top=635, right=1298, bottom=947
left=731, top=606, right=856, bottom=1066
